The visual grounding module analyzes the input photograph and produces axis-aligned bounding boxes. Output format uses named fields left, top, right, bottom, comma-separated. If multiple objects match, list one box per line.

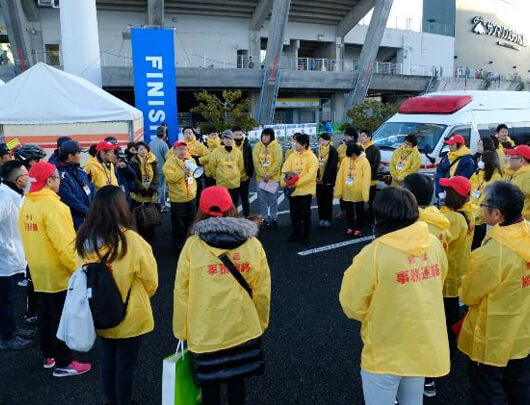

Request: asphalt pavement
left=0, top=191, right=473, bottom=405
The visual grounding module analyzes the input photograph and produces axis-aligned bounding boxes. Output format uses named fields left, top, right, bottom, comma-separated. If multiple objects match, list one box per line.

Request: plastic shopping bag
left=162, top=341, right=201, bottom=405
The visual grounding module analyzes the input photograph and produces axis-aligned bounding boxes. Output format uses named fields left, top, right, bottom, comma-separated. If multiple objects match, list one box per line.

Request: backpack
left=56, top=269, right=96, bottom=352
left=84, top=259, right=131, bottom=330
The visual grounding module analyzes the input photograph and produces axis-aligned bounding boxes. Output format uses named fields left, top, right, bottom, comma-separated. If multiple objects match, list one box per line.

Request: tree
left=344, top=99, right=398, bottom=133
left=191, top=90, right=259, bottom=133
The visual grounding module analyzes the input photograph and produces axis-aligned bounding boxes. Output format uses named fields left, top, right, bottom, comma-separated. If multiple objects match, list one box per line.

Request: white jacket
left=0, top=183, right=26, bottom=277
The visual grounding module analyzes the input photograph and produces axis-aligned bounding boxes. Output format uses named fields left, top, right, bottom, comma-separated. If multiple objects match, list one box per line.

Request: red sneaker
left=43, top=358, right=55, bottom=369
left=52, top=360, right=91, bottom=378
left=353, top=229, right=363, bottom=237
left=346, top=228, right=354, bottom=236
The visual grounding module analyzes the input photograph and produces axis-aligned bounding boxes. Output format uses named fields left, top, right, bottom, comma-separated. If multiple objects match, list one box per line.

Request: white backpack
left=56, top=268, right=96, bottom=352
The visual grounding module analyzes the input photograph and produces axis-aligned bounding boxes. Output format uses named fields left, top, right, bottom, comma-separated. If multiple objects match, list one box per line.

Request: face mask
left=478, top=160, right=485, bottom=170
left=224, top=146, right=232, bottom=152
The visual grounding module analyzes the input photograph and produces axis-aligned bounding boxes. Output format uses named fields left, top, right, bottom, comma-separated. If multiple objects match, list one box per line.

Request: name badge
left=83, top=185, right=91, bottom=196
left=319, top=160, right=324, bottom=166
left=187, top=177, right=194, bottom=185
left=396, top=162, right=404, bottom=171
left=472, top=190, right=481, bottom=199
left=262, top=160, right=270, bottom=167
left=345, top=176, right=354, bottom=186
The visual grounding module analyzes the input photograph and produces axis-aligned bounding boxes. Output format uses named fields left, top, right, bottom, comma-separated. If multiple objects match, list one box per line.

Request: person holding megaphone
left=163, top=141, right=198, bottom=251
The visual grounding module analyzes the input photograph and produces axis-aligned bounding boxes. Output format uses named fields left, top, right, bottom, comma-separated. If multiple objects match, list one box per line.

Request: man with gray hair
left=149, top=125, right=170, bottom=212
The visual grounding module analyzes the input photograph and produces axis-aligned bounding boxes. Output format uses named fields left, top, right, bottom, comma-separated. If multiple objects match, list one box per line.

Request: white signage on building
left=471, top=16, right=525, bottom=50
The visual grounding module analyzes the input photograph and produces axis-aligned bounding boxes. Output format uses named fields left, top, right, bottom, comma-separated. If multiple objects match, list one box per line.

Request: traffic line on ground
left=297, top=235, right=375, bottom=256
left=238, top=192, right=258, bottom=213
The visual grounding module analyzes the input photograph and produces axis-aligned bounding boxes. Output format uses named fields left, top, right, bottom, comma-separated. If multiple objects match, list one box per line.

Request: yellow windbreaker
left=173, top=218, right=271, bottom=353
left=470, top=170, right=503, bottom=225
left=234, top=135, right=250, bottom=182
left=210, top=146, right=244, bottom=190
left=334, top=155, right=371, bottom=202
left=458, top=221, right=530, bottom=367
left=389, top=146, right=421, bottom=184
left=186, top=138, right=208, bottom=161
left=84, top=157, right=118, bottom=190
left=131, top=152, right=158, bottom=203
left=199, top=137, right=221, bottom=178
left=339, top=221, right=450, bottom=377
left=497, top=147, right=507, bottom=170
left=163, top=154, right=197, bottom=203
left=441, top=203, right=475, bottom=297
left=337, top=143, right=347, bottom=167
left=281, top=149, right=319, bottom=197
left=80, top=230, right=158, bottom=339
left=509, top=165, right=530, bottom=220
left=18, top=189, right=77, bottom=293
left=253, top=139, right=283, bottom=182
left=419, top=206, right=452, bottom=252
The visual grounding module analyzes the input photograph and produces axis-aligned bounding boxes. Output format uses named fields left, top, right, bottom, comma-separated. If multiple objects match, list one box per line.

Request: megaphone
left=184, top=159, right=204, bottom=178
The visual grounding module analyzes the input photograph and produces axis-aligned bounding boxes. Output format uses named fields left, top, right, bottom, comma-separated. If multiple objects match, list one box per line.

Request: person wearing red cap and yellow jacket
left=163, top=141, right=198, bottom=250
left=340, top=187, right=449, bottom=404
left=84, top=141, right=119, bottom=190
left=506, top=145, right=530, bottom=220
left=210, top=130, right=244, bottom=206
left=183, top=126, right=208, bottom=203
left=389, top=134, right=421, bottom=186
left=18, top=161, right=91, bottom=377
left=458, top=181, right=530, bottom=404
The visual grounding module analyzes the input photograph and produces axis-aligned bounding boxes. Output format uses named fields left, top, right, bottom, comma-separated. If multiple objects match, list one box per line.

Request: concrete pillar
left=249, top=30, right=261, bottom=63
left=250, top=91, right=261, bottom=120
left=332, top=92, right=345, bottom=121
left=257, top=0, right=291, bottom=124
left=343, top=0, right=393, bottom=118
left=60, top=0, right=102, bottom=87
left=0, top=0, right=32, bottom=73
left=147, top=0, right=165, bottom=27
left=284, top=39, right=299, bottom=69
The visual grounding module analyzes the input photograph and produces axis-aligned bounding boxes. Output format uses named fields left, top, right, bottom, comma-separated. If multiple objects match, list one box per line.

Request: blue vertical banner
left=131, top=28, right=179, bottom=144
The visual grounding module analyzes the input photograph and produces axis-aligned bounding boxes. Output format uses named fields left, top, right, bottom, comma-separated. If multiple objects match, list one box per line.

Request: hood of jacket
left=191, top=217, right=258, bottom=250
left=133, top=151, right=157, bottom=165
left=378, top=221, right=432, bottom=256
left=84, top=155, right=99, bottom=170
left=419, top=206, right=450, bottom=230
left=487, top=221, right=530, bottom=262
left=448, top=145, right=472, bottom=162
left=207, top=136, right=221, bottom=150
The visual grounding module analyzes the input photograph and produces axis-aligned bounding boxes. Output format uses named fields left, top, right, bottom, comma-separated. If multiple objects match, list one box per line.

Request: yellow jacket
left=186, top=138, right=208, bottom=160
left=470, top=170, right=503, bottom=224
left=334, top=155, right=371, bottom=202
left=253, top=139, right=283, bottom=182
left=448, top=146, right=472, bottom=177
left=281, top=149, right=319, bottom=197
left=419, top=206, right=452, bottom=252
left=163, top=154, right=197, bottom=203
left=389, top=146, right=421, bottom=184
left=337, top=143, right=347, bottom=167
left=339, top=221, right=450, bottom=377
left=210, top=146, right=244, bottom=190
left=441, top=203, right=475, bottom=297
left=497, top=147, right=507, bottom=171
left=199, top=137, right=221, bottom=178
left=131, top=152, right=158, bottom=203
left=510, top=165, right=530, bottom=220
left=173, top=217, right=271, bottom=353
left=458, top=221, right=530, bottom=367
left=84, top=157, right=118, bottom=190
left=18, top=189, right=77, bottom=293
left=80, top=230, right=158, bottom=339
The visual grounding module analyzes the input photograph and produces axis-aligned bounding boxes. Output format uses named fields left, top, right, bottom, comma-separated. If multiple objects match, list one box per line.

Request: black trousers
left=171, top=200, right=197, bottom=250
left=0, top=275, right=16, bottom=341
left=239, top=179, right=251, bottom=217
left=228, top=187, right=240, bottom=208
left=204, top=176, right=216, bottom=188
left=316, top=184, right=334, bottom=222
left=26, top=266, right=37, bottom=318
left=202, top=378, right=246, bottom=405
left=195, top=176, right=205, bottom=208
left=469, top=356, right=530, bottom=405
left=472, top=224, right=487, bottom=250
left=344, top=201, right=365, bottom=230
left=289, top=195, right=312, bottom=240
left=339, top=199, right=346, bottom=212
left=100, top=335, right=142, bottom=405
left=36, top=291, right=72, bottom=367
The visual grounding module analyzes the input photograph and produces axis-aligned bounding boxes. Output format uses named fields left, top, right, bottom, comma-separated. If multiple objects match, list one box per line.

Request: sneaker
left=423, top=381, right=436, bottom=397
left=17, top=279, right=28, bottom=287
left=0, top=336, right=32, bottom=350
left=24, top=315, right=38, bottom=325
left=318, top=220, right=324, bottom=227
left=270, top=219, right=279, bottom=229
left=322, top=220, right=332, bottom=228
left=346, top=228, right=354, bottom=236
left=43, top=358, right=56, bottom=369
left=336, top=211, right=345, bottom=219
left=52, top=361, right=91, bottom=378
left=14, top=328, right=37, bottom=339
left=353, top=229, right=363, bottom=238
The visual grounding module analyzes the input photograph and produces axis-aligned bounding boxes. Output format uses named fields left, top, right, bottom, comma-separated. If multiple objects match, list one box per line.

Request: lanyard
left=102, top=163, right=113, bottom=185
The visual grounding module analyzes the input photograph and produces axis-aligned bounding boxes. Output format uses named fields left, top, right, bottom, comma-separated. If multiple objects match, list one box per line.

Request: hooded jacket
left=339, top=221, right=450, bottom=377
left=186, top=137, right=208, bottom=163
left=435, top=146, right=476, bottom=194
left=200, top=137, right=222, bottom=178
left=389, top=146, right=421, bottom=184
left=281, top=149, right=319, bottom=197
left=84, top=156, right=118, bottom=190
left=253, top=139, right=283, bottom=182
left=458, top=221, right=530, bottom=367
left=0, top=182, right=26, bottom=277
left=57, top=161, right=95, bottom=230
left=234, top=135, right=255, bottom=182
left=334, top=155, right=371, bottom=203
left=470, top=169, right=503, bottom=225
left=317, top=144, right=338, bottom=185
left=210, top=146, right=244, bottom=190
left=18, top=188, right=77, bottom=293
left=130, top=152, right=159, bottom=203
left=509, top=165, right=530, bottom=220
left=362, top=141, right=381, bottom=186
left=441, top=203, right=475, bottom=297
left=173, top=217, right=271, bottom=353
left=163, top=153, right=197, bottom=203
left=80, top=230, right=158, bottom=339
left=419, top=206, right=452, bottom=252
left=337, top=142, right=347, bottom=167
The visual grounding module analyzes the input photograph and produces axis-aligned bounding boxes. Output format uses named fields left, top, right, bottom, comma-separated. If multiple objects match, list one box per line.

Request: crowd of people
left=0, top=121, right=528, bottom=405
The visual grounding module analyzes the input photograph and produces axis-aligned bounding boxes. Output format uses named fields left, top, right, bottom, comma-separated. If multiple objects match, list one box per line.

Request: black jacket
left=236, top=138, right=255, bottom=179
left=319, top=145, right=339, bottom=185
left=364, top=144, right=381, bottom=182
left=130, top=155, right=159, bottom=197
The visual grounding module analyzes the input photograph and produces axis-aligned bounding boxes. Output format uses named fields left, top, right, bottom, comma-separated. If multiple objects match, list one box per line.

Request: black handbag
left=133, top=202, right=162, bottom=231
left=190, top=254, right=265, bottom=385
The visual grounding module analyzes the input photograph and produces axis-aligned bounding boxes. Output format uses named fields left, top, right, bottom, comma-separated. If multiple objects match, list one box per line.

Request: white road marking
left=238, top=192, right=258, bottom=213
left=297, top=235, right=375, bottom=256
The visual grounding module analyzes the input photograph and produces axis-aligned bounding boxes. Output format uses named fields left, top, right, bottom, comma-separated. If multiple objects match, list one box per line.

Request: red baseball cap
left=28, top=161, right=57, bottom=193
left=96, top=140, right=119, bottom=151
left=439, top=176, right=471, bottom=197
left=505, top=144, right=530, bottom=160
left=444, top=134, right=465, bottom=146
left=199, top=186, right=233, bottom=217
left=173, top=141, right=188, bottom=148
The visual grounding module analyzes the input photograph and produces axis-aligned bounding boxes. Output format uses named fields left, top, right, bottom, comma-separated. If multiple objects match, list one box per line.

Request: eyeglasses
left=480, top=203, right=497, bottom=210
left=49, top=175, right=61, bottom=181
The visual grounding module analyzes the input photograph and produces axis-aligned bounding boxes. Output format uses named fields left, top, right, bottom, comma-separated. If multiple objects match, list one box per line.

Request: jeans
left=202, top=378, right=246, bottom=405
left=36, top=291, right=72, bottom=367
left=289, top=195, right=312, bottom=240
left=361, top=369, right=424, bottom=405
left=0, top=275, right=17, bottom=341
left=469, top=356, right=530, bottom=405
left=171, top=200, right=197, bottom=250
left=100, top=336, right=142, bottom=405
left=316, top=184, right=333, bottom=222
left=228, top=187, right=240, bottom=208
left=157, top=174, right=167, bottom=206
left=239, top=179, right=251, bottom=217
left=257, top=187, right=278, bottom=220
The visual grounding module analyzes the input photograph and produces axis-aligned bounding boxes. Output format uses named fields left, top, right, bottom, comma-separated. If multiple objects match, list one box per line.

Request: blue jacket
left=434, top=152, right=476, bottom=195
left=57, top=161, right=95, bottom=229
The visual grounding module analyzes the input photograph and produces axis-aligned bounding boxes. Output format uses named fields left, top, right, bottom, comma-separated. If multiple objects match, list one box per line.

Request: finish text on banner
left=131, top=27, right=179, bottom=144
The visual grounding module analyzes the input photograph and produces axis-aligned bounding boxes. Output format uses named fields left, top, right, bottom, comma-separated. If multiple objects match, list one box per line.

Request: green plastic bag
left=162, top=341, right=201, bottom=405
